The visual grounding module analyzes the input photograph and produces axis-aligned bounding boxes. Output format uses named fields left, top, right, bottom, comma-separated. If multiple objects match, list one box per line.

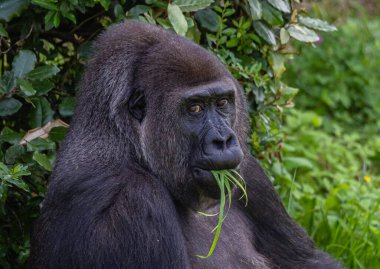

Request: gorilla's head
left=70, top=21, right=248, bottom=209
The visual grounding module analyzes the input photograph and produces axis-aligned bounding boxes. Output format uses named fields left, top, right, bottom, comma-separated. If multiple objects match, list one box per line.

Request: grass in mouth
left=196, top=169, right=248, bottom=259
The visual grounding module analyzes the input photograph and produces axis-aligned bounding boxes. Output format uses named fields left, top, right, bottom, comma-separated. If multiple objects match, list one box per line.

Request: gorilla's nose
left=203, top=130, right=243, bottom=170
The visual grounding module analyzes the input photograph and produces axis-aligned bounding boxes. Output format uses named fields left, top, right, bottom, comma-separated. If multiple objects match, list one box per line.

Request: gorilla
left=30, top=21, right=344, bottom=269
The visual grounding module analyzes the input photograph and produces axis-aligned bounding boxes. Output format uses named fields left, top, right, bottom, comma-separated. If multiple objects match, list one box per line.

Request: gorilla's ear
left=128, top=90, right=146, bottom=122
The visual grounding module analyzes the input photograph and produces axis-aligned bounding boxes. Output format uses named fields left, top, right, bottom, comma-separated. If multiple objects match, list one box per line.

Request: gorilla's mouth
left=191, top=167, right=239, bottom=200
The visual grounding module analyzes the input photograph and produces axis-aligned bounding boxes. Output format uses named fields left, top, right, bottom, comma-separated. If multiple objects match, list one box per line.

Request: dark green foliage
left=0, top=0, right=335, bottom=268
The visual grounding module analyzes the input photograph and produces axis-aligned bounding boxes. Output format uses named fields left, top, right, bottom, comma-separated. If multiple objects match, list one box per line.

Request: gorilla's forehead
left=178, top=79, right=237, bottom=98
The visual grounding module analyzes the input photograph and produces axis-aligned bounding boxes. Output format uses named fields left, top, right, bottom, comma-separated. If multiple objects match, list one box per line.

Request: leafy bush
left=0, top=0, right=336, bottom=268
left=285, top=19, right=380, bottom=133
left=279, top=17, right=380, bottom=269
left=273, top=109, right=380, bottom=269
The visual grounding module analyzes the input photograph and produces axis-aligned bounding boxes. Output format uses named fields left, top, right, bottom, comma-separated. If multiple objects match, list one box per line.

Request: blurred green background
left=0, top=0, right=379, bottom=268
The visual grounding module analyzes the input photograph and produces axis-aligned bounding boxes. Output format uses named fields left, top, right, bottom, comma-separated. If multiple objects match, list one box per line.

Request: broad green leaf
left=269, top=52, right=286, bottom=78
left=127, top=5, right=150, bottom=17
left=168, top=4, right=188, bottom=36
left=0, top=127, right=23, bottom=144
left=283, top=157, right=313, bottom=169
left=261, top=1, right=283, bottom=26
left=173, top=0, right=214, bottom=12
left=280, top=27, right=290, bottom=44
left=113, top=3, right=125, bottom=20
left=29, top=97, right=54, bottom=128
left=31, top=0, right=58, bottom=11
left=26, top=138, right=55, bottom=151
left=226, top=37, right=238, bottom=48
left=99, top=0, right=110, bottom=10
left=44, top=10, right=55, bottom=30
left=12, top=164, right=30, bottom=177
left=287, top=25, right=319, bottom=43
left=31, top=79, right=54, bottom=95
left=194, top=9, right=220, bottom=33
left=298, top=16, right=337, bottom=32
left=6, top=178, right=29, bottom=192
left=253, top=21, right=276, bottom=45
left=282, top=86, right=299, bottom=99
left=12, top=50, right=37, bottom=78
left=17, top=79, right=36, bottom=96
left=0, top=71, right=16, bottom=93
left=248, top=0, right=262, bottom=20
left=4, top=144, right=24, bottom=164
left=49, top=126, right=68, bottom=142
left=33, top=152, right=52, bottom=171
left=0, top=98, right=22, bottom=116
left=59, top=97, right=76, bottom=117
left=0, top=0, right=28, bottom=21
left=0, top=23, right=8, bottom=37
left=267, top=0, right=290, bottom=13
left=60, top=2, right=77, bottom=23
left=26, top=65, right=60, bottom=80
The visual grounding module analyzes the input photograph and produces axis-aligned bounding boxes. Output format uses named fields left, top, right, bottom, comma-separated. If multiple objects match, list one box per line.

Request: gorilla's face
left=180, top=81, right=243, bottom=197
left=135, top=78, right=243, bottom=207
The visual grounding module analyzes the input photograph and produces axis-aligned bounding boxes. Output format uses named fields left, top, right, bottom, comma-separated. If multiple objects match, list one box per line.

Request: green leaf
left=59, top=97, right=76, bottom=117
left=0, top=0, right=28, bottom=21
left=26, top=65, right=60, bottom=80
left=253, top=21, right=276, bottom=45
left=127, top=5, right=150, bottom=17
left=0, top=127, right=23, bottom=144
left=283, top=157, right=313, bottom=169
left=0, top=23, right=9, bottom=37
left=261, top=1, right=283, bottom=26
left=17, top=79, right=36, bottom=96
left=49, top=126, right=68, bottom=142
left=248, top=0, right=262, bottom=20
left=194, top=9, right=220, bottom=33
left=60, top=2, right=77, bottom=23
left=12, top=50, right=37, bottom=78
left=298, top=16, right=337, bottom=32
left=267, top=0, right=290, bottom=13
left=5, top=144, right=24, bottom=164
left=31, top=0, right=58, bottom=11
left=114, top=3, right=125, bottom=20
left=280, top=27, right=290, bottom=44
left=173, top=0, right=214, bottom=12
left=44, top=10, right=55, bottom=30
left=226, top=37, right=238, bottom=48
left=168, top=4, right=188, bottom=36
left=99, top=0, right=110, bottom=10
left=0, top=71, right=16, bottom=93
left=269, top=52, right=286, bottom=78
left=31, top=79, right=54, bottom=95
left=0, top=98, right=22, bottom=116
left=26, top=138, right=55, bottom=151
left=33, top=152, right=52, bottom=171
left=6, top=178, right=29, bottom=192
left=29, top=97, right=54, bottom=128
left=287, top=25, right=319, bottom=43
left=282, top=86, right=299, bottom=99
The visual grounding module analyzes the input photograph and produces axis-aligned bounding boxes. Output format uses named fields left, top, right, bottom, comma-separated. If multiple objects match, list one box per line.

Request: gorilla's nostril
left=212, top=139, right=225, bottom=150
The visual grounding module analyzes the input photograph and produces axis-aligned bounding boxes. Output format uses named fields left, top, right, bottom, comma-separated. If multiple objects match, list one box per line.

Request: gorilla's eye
left=216, top=98, right=228, bottom=107
left=188, top=104, right=203, bottom=113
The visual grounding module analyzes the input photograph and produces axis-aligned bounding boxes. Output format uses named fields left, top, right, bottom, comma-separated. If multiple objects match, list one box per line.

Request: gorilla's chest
left=182, top=206, right=270, bottom=269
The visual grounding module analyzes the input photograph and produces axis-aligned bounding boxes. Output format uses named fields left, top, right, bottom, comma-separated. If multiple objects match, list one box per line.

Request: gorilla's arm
left=240, top=155, right=345, bottom=269
left=30, top=165, right=190, bottom=269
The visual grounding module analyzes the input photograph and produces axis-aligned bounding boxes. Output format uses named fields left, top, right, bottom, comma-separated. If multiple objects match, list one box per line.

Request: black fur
left=29, top=21, right=345, bottom=269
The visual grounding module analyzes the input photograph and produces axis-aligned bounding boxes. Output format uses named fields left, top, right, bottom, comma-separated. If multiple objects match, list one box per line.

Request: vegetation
left=280, top=17, right=380, bottom=269
left=0, top=0, right=378, bottom=268
left=199, top=170, right=247, bottom=258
